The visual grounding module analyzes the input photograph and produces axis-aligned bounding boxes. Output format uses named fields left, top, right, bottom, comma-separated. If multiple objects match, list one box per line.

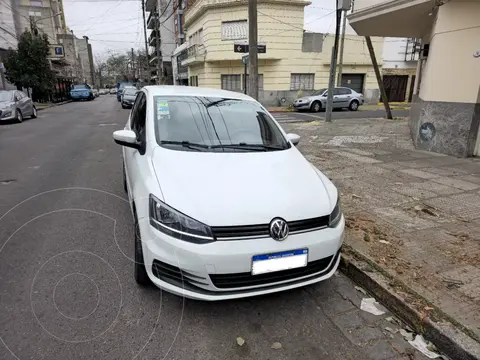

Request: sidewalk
left=34, top=100, right=71, bottom=111
left=281, top=118, right=480, bottom=354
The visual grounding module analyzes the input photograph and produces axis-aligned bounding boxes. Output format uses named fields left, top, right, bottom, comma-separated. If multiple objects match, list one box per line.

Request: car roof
left=143, top=85, right=255, bottom=102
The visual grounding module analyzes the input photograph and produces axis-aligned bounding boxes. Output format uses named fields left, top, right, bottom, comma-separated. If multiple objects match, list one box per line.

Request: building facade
left=146, top=0, right=177, bottom=84
left=349, top=0, right=480, bottom=158
left=180, top=0, right=383, bottom=106
left=381, top=37, right=418, bottom=103
left=0, top=0, right=18, bottom=50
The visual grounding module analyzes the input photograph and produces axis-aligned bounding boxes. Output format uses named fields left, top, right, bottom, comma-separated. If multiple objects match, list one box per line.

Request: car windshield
left=312, top=88, right=327, bottom=96
left=124, top=89, right=138, bottom=96
left=73, top=85, right=88, bottom=89
left=0, top=91, right=14, bottom=101
left=154, top=96, right=290, bottom=153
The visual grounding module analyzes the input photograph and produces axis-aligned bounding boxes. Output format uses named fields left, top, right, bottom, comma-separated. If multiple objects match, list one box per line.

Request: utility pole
left=365, top=36, right=392, bottom=119
left=141, top=0, right=150, bottom=82
left=336, top=9, right=347, bottom=86
left=325, top=1, right=345, bottom=122
left=247, top=0, right=258, bottom=100
left=71, top=30, right=78, bottom=82
left=155, top=9, right=161, bottom=85
left=131, top=47, right=135, bottom=81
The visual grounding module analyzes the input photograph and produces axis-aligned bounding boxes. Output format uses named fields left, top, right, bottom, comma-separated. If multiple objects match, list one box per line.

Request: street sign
left=242, top=53, right=249, bottom=65
left=48, top=44, right=65, bottom=58
left=234, top=42, right=266, bottom=54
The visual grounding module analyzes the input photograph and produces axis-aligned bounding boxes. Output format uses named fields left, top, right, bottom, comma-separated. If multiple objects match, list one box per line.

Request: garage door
left=341, top=74, right=365, bottom=94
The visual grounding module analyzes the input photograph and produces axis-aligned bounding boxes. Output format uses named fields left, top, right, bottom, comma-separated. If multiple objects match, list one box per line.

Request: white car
left=113, top=86, right=344, bottom=301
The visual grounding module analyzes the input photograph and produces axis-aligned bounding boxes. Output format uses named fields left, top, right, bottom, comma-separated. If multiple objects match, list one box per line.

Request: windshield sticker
left=157, top=101, right=170, bottom=118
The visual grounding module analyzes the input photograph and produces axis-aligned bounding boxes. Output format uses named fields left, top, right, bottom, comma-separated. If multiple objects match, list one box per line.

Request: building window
left=221, top=20, right=247, bottom=41
left=221, top=74, right=241, bottom=91
left=244, top=74, right=264, bottom=92
left=290, top=73, right=315, bottom=90
left=30, top=0, right=42, bottom=6
left=188, top=28, right=203, bottom=46
left=189, top=75, right=198, bottom=86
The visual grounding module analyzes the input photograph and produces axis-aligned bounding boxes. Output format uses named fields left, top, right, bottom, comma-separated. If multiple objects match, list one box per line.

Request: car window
left=131, top=92, right=147, bottom=145
left=338, top=88, right=352, bottom=95
left=332, top=88, right=341, bottom=96
left=153, top=96, right=290, bottom=152
left=14, top=92, right=22, bottom=100
left=124, top=89, right=138, bottom=96
left=19, top=91, right=27, bottom=99
left=0, top=91, right=14, bottom=101
left=312, top=88, right=327, bottom=96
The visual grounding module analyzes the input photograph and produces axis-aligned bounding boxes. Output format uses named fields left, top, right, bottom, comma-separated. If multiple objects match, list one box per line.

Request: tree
left=4, top=31, right=55, bottom=101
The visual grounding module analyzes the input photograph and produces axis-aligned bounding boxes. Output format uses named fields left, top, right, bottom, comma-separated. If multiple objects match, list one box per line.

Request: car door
left=20, top=91, right=33, bottom=115
left=332, top=88, right=343, bottom=108
left=337, top=87, right=352, bottom=108
left=124, top=91, right=147, bottom=203
left=15, top=92, right=28, bottom=115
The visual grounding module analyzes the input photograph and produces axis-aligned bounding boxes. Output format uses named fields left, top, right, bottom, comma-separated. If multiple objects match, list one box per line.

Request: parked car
left=112, top=86, right=344, bottom=300
left=99, top=89, right=108, bottom=95
left=70, top=84, right=95, bottom=101
left=109, top=88, right=117, bottom=95
left=293, top=87, right=364, bottom=112
left=116, top=82, right=136, bottom=102
left=121, top=88, right=139, bottom=109
left=0, top=90, right=37, bottom=123
left=93, top=89, right=99, bottom=98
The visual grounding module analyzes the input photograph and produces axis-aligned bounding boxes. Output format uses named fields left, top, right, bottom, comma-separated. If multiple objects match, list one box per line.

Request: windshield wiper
left=205, top=98, right=241, bottom=108
left=160, top=140, right=209, bottom=151
left=210, top=143, right=285, bottom=151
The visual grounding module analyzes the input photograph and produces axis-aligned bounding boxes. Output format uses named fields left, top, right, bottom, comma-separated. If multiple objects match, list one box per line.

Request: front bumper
left=293, top=102, right=311, bottom=110
left=138, top=215, right=344, bottom=300
left=0, top=109, right=15, bottom=121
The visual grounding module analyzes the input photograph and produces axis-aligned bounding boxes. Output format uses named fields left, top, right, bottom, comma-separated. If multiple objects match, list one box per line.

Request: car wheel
left=122, top=104, right=126, bottom=109
left=123, top=164, right=128, bottom=193
left=311, top=101, right=321, bottom=113
left=31, top=106, right=37, bottom=119
left=15, top=110, right=23, bottom=123
left=349, top=100, right=359, bottom=111
left=134, top=218, right=150, bottom=285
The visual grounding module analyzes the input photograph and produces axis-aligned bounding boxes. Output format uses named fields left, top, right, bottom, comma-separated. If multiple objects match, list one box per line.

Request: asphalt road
left=0, top=96, right=427, bottom=360
left=271, top=108, right=409, bottom=123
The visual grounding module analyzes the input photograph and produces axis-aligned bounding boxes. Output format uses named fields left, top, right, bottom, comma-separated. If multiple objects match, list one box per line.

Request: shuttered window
left=290, top=73, right=315, bottom=90
left=221, top=75, right=241, bottom=91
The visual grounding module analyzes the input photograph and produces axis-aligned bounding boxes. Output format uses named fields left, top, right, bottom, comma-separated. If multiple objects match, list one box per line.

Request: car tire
left=349, top=100, right=359, bottom=111
left=134, top=218, right=150, bottom=286
left=31, top=106, right=37, bottom=119
left=122, top=104, right=126, bottom=109
left=311, top=101, right=322, bottom=113
left=15, top=110, right=23, bottom=123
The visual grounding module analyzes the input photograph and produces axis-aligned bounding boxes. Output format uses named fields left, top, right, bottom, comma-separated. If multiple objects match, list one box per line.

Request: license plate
left=251, top=249, right=308, bottom=275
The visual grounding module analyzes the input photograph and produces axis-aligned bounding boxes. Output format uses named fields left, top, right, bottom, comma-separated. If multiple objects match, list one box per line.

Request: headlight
left=329, top=197, right=342, bottom=228
left=6, top=102, right=15, bottom=109
left=149, top=194, right=214, bottom=244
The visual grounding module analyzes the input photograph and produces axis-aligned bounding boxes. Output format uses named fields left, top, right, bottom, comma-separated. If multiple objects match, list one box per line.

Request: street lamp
left=30, top=11, right=63, bottom=35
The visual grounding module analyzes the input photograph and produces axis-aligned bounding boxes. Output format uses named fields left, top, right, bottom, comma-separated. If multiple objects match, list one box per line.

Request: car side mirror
left=287, top=133, right=301, bottom=146
left=113, top=130, right=140, bottom=149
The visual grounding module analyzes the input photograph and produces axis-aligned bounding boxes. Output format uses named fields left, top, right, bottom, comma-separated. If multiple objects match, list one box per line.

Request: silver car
left=293, top=87, right=364, bottom=112
left=0, top=90, right=37, bottom=123
left=121, top=88, right=139, bottom=109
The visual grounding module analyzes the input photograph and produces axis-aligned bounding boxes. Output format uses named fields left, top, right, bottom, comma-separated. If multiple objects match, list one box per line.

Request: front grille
left=152, top=260, right=208, bottom=286
left=211, top=216, right=330, bottom=240
left=209, top=252, right=337, bottom=289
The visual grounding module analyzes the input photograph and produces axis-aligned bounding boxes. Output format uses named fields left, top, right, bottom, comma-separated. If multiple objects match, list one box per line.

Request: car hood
left=151, top=146, right=336, bottom=226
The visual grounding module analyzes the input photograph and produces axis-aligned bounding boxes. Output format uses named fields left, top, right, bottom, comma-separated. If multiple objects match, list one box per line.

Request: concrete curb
left=340, top=246, right=480, bottom=360
left=36, top=100, right=72, bottom=111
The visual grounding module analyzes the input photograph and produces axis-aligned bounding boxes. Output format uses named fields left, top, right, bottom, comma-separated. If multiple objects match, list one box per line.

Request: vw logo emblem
left=269, top=218, right=289, bottom=241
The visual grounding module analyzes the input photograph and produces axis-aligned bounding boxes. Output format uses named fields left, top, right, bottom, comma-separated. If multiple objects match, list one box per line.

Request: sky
left=63, top=0, right=356, bottom=58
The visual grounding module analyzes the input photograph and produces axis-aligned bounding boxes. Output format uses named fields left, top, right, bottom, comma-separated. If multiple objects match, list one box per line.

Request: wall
left=0, top=0, right=17, bottom=49
left=158, top=0, right=176, bottom=62
left=76, top=37, right=93, bottom=84
left=409, top=1, right=480, bottom=157
left=382, top=37, right=418, bottom=69
left=185, top=1, right=383, bottom=105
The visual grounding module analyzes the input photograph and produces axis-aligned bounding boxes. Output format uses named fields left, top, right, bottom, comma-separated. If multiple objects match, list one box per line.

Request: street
left=270, top=109, right=409, bottom=123
left=0, top=97, right=431, bottom=360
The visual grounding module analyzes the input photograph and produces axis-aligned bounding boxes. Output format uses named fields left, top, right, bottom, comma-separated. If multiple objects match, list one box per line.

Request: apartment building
left=0, top=0, right=18, bottom=50
left=178, top=0, right=383, bottom=106
left=146, top=0, right=177, bottom=84
left=381, top=37, right=418, bottom=103
left=349, top=0, right=480, bottom=157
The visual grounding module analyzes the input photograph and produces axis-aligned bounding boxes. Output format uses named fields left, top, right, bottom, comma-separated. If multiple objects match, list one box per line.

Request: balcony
left=181, top=44, right=205, bottom=66
left=145, top=0, right=157, bottom=12
left=147, top=12, right=157, bottom=29
left=348, top=0, right=435, bottom=38
left=148, top=30, right=159, bottom=46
